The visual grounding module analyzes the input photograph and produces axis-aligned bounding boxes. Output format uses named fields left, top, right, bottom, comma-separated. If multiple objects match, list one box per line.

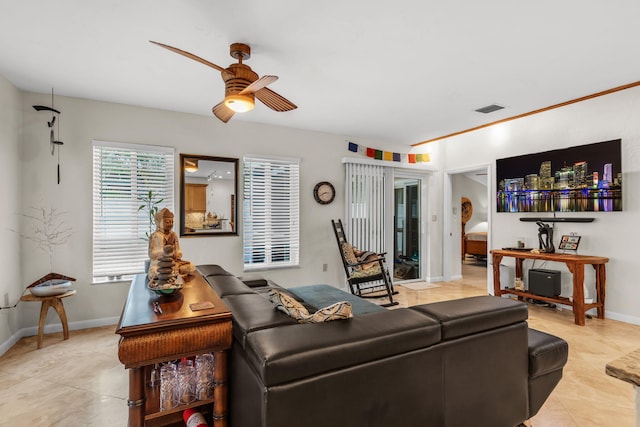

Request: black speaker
left=528, top=269, right=561, bottom=297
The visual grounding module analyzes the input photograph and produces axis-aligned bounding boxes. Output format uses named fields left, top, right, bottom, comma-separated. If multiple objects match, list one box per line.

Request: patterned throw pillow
left=341, top=242, right=359, bottom=269
left=306, top=300, right=353, bottom=323
left=268, top=289, right=310, bottom=319
left=268, top=290, right=353, bottom=323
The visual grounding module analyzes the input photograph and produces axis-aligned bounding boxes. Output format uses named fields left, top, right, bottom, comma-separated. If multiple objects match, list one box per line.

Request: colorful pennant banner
left=347, top=142, right=430, bottom=163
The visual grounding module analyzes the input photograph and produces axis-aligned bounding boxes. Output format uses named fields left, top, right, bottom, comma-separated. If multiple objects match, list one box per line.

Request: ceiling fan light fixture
left=224, top=94, right=255, bottom=113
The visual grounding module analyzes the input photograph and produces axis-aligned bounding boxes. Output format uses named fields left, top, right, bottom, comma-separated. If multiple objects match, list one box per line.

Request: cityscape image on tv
left=496, top=139, right=622, bottom=213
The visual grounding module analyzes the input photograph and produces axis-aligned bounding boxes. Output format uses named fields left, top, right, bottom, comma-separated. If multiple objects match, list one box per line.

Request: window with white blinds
left=243, top=155, right=300, bottom=270
left=92, top=140, right=174, bottom=281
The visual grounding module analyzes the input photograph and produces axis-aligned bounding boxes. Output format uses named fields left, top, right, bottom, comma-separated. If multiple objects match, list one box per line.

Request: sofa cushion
left=237, top=276, right=269, bottom=287
left=245, top=308, right=441, bottom=386
left=203, top=274, right=256, bottom=297
left=268, top=289, right=353, bottom=323
left=410, top=296, right=528, bottom=340
left=222, top=293, right=298, bottom=348
left=197, top=264, right=233, bottom=276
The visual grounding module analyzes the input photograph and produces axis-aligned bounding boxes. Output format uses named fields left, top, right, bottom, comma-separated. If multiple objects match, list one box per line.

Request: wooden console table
left=490, top=249, right=608, bottom=326
left=116, top=272, right=232, bottom=426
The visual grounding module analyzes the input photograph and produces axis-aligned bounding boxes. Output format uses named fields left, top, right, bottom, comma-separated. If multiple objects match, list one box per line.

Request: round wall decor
left=313, top=181, right=335, bottom=204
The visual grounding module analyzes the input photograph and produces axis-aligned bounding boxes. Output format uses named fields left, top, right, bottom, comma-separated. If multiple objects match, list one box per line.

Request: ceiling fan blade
left=239, top=75, right=278, bottom=95
left=212, top=102, right=235, bottom=123
left=149, top=41, right=232, bottom=75
left=255, top=87, right=297, bottom=112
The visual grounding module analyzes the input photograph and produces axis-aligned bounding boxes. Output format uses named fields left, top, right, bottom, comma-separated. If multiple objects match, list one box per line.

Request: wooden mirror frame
left=179, top=153, right=238, bottom=237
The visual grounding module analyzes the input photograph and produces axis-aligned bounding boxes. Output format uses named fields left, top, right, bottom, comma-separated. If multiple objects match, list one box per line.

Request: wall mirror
left=180, top=154, right=238, bottom=237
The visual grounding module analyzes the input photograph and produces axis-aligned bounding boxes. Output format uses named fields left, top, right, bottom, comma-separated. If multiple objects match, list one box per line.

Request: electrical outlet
left=322, top=263, right=328, bottom=272
left=3, top=293, right=8, bottom=307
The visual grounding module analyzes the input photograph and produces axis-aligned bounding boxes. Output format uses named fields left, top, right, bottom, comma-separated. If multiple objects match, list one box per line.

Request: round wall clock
left=313, top=181, right=335, bottom=205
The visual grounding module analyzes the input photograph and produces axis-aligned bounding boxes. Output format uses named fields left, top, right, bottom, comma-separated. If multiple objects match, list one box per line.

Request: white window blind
left=92, top=140, right=174, bottom=281
left=243, top=155, right=300, bottom=270
left=344, top=162, right=386, bottom=253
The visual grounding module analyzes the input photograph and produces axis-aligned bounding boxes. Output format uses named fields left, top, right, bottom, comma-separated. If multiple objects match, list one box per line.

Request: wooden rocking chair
left=331, top=219, right=399, bottom=307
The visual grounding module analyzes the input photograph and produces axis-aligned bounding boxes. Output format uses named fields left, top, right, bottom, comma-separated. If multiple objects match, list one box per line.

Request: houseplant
left=138, top=190, right=164, bottom=241
left=138, top=190, right=164, bottom=273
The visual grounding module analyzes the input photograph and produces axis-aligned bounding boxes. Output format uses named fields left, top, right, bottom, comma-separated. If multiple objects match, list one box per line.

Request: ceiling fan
left=150, top=41, right=297, bottom=123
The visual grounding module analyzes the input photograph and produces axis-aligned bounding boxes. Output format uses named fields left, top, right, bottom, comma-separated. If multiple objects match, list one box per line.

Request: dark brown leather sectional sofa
left=198, top=264, right=568, bottom=427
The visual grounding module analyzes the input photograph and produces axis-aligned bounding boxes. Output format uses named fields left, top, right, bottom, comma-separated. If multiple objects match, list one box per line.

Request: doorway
left=393, top=176, right=422, bottom=281
left=444, top=165, right=491, bottom=289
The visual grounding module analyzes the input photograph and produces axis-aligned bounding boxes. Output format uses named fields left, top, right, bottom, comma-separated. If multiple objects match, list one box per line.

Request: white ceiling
left=2, top=1, right=640, bottom=146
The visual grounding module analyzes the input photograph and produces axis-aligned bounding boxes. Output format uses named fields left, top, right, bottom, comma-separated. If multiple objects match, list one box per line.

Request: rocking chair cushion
left=350, top=265, right=382, bottom=278
left=268, top=289, right=353, bottom=323
left=342, top=242, right=359, bottom=267
left=342, top=242, right=381, bottom=272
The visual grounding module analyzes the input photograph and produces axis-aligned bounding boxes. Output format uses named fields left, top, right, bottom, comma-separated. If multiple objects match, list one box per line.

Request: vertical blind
left=344, top=162, right=386, bottom=254
left=243, top=155, right=300, bottom=270
left=92, top=140, right=174, bottom=280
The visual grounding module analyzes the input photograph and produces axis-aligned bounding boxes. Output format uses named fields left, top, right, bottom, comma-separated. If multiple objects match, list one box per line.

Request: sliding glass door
left=343, top=160, right=429, bottom=283
left=393, top=176, right=422, bottom=281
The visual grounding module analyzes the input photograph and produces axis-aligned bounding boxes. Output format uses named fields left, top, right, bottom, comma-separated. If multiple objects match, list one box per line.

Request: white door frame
left=443, top=163, right=492, bottom=292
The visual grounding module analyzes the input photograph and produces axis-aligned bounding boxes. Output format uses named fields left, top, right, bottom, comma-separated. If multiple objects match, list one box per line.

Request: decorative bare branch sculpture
left=14, top=207, right=73, bottom=272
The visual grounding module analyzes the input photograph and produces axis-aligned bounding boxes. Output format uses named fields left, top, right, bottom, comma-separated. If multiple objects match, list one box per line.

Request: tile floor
left=0, top=261, right=638, bottom=426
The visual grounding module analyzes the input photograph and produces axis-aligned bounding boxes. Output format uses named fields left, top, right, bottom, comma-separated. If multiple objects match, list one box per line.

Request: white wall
left=0, top=75, right=22, bottom=348
left=16, top=90, right=410, bottom=333
left=438, top=85, right=640, bottom=324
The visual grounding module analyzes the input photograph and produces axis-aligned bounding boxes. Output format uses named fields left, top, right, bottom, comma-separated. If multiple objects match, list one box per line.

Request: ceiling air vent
left=474, top=104, right=505, bottom=114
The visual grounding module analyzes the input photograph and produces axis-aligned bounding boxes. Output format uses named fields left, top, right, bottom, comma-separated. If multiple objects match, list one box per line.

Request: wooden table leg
left=51, top=298, right=70, bottom=340
left=127, top=367, right=145, bottom=427
left=37, top=301, right=51, bottom=349
left=595, top=264, right=607, bottom=319
left=492, top=254, right=503, bottom=295
left=572, top=262, right=585, bottom=326
left=213, top=350, right=228, bottom=427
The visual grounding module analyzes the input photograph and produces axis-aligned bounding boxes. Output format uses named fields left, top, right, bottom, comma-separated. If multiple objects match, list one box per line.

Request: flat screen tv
left=496, top=139, right=622, bottom=213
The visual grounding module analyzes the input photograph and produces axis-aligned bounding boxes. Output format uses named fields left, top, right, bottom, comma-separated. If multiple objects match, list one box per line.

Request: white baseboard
left=0, top=316, right=120, bottom=357
left=0, top=330, right=24, bottom=358
left=426, top=275, right=444, bottom=282
left=605, top=310, right=640, bottom=326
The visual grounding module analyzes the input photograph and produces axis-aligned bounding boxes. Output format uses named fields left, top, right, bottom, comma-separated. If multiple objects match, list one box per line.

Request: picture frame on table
left=559, top=235, right=581, bottom=251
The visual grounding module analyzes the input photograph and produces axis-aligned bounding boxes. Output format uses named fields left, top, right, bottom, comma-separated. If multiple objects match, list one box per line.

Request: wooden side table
left=491, top=249, right=609, bottom=326
left=20, top=289, right=77, bottom=349
left=116, top=272, right=232, bottom=427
